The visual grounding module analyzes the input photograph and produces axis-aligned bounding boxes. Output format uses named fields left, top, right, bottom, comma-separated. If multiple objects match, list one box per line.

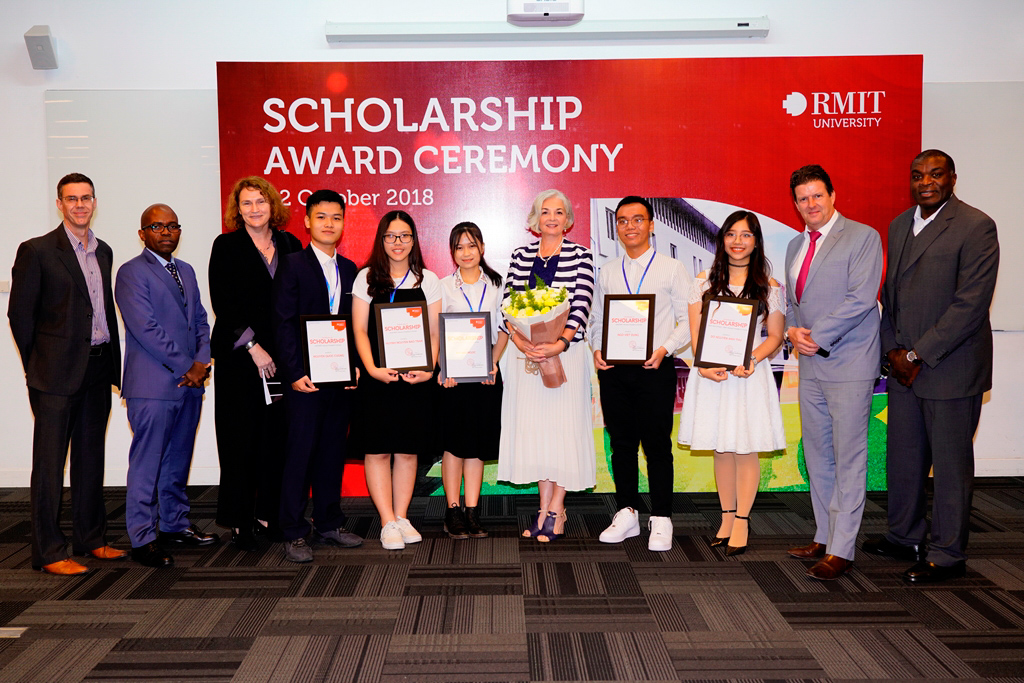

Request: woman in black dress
left=210, top=176, right=302, bottom=551
left=350, top=211, right=441, bottom=551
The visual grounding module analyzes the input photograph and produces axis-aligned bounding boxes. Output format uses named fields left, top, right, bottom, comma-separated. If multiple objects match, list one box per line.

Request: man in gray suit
left=784, top=165, right=883, bottom=580
left=864, top=150, right=999, bottom=583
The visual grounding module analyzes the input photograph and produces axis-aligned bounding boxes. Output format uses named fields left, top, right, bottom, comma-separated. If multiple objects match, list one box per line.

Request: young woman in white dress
left=678, top=211, right=786, bottom=556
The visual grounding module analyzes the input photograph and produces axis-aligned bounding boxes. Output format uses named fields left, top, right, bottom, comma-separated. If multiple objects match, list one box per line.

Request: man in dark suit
left=272, top=189, right=362, bottom=563
left=865, top=150, right=999, bottom=583
left=784, top=165, right=884, bottom=581
left=115, top=203, right=217, bottom=568
left=8, top=173, right=127, bottom=576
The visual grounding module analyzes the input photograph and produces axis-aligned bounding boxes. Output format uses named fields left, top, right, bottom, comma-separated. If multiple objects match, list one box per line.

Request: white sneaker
left=648, top=516, right=673, bottom=552
left=599, top=507, right=640, bottom=543
left=380, top=521, right=405, bottom=550
left=395, top=517, right=422, bottom=544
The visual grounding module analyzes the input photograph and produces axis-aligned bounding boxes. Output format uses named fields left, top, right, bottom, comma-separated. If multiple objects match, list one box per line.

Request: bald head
left=141, top=203, right=176, bottom=227
left=139, top=204, right=181, bottom=258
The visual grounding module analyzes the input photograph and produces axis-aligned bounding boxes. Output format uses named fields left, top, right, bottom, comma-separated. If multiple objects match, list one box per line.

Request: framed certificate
left=300, top=315, right=356, bottom=387
left=439, top=312, right=493, bottom=383
left=601, top=294, right=656, bottom=365
left=693, top=295, right=759, bottom=370
left=374, top=301, right=432, bottom=373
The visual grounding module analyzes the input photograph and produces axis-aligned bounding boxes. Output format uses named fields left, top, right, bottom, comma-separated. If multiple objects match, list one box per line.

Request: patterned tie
left=794, top=230, right=822, bottom=303
left=165, top=262, right=185, bottom=301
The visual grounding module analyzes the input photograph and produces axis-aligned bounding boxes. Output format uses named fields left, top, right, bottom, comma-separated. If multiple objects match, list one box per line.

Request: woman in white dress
left=498, top=190, right=596, bottom=542
left=678, top=211, right=786, bottom=556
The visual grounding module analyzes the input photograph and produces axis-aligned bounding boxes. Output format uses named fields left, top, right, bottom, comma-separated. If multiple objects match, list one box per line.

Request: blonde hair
left=526, top=189, right=574, bottom=235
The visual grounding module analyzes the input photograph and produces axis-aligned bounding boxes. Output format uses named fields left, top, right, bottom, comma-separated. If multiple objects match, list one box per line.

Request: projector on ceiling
left=507, top=0, right=584, bottom=27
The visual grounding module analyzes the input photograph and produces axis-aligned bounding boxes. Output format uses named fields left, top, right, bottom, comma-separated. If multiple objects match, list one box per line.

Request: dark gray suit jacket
left=8, top=224, right=121, bottom=394
left=880, top=194, right=999, bottom=400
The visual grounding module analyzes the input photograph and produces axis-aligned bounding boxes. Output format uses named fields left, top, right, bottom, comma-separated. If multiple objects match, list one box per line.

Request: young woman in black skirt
left=437, top=223, right=509, bottom=538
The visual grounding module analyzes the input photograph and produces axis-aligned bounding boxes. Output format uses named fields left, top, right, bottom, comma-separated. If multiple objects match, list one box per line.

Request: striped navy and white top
left=501, top=239, right=595, bottom=344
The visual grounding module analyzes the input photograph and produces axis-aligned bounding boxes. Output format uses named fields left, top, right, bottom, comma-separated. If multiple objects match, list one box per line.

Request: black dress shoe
left=231, top=528, right=259, bottom=553
left=903, top=560, right=966, bottom=584
left=132, top=542, right=174, bottom=568
left=159, top=524, right=220, bottom=547
left=862, top=536, right=925, bottom=562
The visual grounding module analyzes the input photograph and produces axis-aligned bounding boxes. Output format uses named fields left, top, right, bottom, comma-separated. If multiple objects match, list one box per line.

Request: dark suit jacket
left=115, top=250, right=211, bottom=400
left=8, top=224, right=121, bottom=394
left=880, top=194, right=999, bottom=399
left=208, top=227, right=302, bottom=361
left=272, top=245, right=358, bottom=385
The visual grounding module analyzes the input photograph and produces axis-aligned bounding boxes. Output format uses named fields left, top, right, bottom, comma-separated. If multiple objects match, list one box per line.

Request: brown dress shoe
left=39, top=559, right=91, bottom=576
left=788, top=541, right=826, bottom=559
left=806, top=554, right=853, bottom=580
left=84, top=545, right=128, bottom=560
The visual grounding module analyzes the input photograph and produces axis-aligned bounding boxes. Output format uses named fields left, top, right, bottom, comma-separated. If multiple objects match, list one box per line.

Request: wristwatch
left=906, top=349, right=922, bottom=365
left=244, top=340, right=257, bottom=351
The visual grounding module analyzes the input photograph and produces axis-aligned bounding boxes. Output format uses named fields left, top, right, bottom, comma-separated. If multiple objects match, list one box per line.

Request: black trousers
left=278, top=384, right=351, bottom=541
left=597, top=360, right=677, bottom=517
left=213, top=356, right=288, bottom=529
left=28, top=345, right=113, bottom=567
left=886, top=384, right=982, bottom=566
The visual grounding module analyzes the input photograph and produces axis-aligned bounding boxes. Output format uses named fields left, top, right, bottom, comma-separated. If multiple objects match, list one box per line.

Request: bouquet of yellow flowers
left=503, top=276, right=572, bottom=388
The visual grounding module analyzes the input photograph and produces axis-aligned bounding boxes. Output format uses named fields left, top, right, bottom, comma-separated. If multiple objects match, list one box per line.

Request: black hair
left=304, top=189, right=346, bottom=216
left=365, top=210, right=427, bottom=298
left=789, top=165, right=834, bottom=199
left=448, top=222, right=502, bottom=287
left=703, top=210, right=772, bottom=317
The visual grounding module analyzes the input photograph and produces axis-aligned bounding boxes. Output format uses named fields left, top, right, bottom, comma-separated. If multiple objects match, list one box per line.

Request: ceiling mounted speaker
left=25, top=25, right=58, bottom=70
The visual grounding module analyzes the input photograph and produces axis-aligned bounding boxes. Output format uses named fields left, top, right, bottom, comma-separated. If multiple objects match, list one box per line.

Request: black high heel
left=709, top=509, right=736, bottom=547
left=725, top=515, right=749, bottom=556
left=522, top=510, right=544, bottom=538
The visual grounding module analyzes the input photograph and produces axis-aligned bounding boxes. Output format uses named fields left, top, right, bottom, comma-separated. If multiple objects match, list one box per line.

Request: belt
left=89, top=342, right=110, bottom=357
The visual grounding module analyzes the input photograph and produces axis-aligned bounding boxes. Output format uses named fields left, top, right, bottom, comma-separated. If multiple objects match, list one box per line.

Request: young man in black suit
left=272, top=189, right=362, bottom=562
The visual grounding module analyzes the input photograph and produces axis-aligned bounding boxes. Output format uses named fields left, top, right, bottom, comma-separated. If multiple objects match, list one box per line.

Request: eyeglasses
left=615, top=216, right=649, bottom=228
left=383, top=233, right=413, bottom=244
left=143, top=224, right=182, bottom=233
left=61, top=194, right=94, bottom=204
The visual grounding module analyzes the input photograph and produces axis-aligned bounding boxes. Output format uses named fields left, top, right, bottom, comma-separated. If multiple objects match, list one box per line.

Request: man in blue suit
left=783, top=165, right=883, bottom=581
left=115, top=203, right=216, bottom=568
left=272, top=189, right=362, bottom=563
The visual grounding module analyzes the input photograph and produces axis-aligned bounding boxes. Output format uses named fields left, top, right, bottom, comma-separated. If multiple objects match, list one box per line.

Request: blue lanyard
left=324, top=259, right=340, bottom=313
left=460, top=282, right=487, bottom=312
left=622, top=250, right=656, bottom=294
left=389, top=270, right=410, bottom=303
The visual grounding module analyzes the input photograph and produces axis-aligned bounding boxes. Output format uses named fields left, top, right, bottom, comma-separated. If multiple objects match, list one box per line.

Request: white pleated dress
left=678, top=278, right=787, bottom=454
left=497, top=340, right=597, bottom=491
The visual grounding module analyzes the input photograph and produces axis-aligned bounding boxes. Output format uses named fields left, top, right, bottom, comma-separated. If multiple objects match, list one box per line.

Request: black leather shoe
left=464, top=505, right=489, bottom=538
left=903, top=560, right=966, bottom=584
left=159, top=524, right=220, bottom=547
left=444, top=504, right=469, bottom=539
left=862, top=536, right=925, bottom=562
left=231, top=528, right=259, bottom=553
left=132, top=542, right=174, bottom=568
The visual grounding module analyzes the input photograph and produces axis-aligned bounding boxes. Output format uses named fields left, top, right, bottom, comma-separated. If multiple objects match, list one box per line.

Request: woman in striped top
left=497, top=189, right=597, bottom=542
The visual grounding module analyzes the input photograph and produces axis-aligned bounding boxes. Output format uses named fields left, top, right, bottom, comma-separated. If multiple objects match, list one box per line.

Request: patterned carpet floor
left=1, top=481, right=1023, bottom=682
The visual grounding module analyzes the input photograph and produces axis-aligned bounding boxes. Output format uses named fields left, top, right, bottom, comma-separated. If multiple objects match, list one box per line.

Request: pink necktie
left=795, top=230, right=821, bottom=303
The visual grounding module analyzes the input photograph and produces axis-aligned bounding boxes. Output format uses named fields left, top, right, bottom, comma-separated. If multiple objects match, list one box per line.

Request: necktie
left=165, top=262, right=185, bottom=300
left=794, top=230, right=821, bottom=303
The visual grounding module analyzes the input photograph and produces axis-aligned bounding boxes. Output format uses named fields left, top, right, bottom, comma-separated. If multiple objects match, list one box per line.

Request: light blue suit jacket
left=784, top=213, right=883, bottom=382
left=115, top=249, right=211, bottom=400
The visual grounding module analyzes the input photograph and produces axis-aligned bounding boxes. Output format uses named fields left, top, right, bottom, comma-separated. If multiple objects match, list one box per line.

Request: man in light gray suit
left=784, top=165, right=883, bottom=581
left=865, top=150, right=998, bottom=584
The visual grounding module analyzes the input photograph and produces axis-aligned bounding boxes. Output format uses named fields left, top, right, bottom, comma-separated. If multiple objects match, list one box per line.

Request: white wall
left=2, top=0, right=1022, bottom=485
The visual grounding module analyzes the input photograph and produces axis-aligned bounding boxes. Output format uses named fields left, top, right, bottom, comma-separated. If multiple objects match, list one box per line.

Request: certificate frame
left=300, top=314, right=356, bottom=387
left=374, top=300, right=433, bottom=373
left=601, top=294, right=656, bottom=365
left=693, top=295, right=759, bottom=371
left=438, top=312, right=493, bottom=383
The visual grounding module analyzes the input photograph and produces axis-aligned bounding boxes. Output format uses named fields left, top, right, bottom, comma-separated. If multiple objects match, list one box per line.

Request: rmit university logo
left=782, top=90, right=886, bottom=128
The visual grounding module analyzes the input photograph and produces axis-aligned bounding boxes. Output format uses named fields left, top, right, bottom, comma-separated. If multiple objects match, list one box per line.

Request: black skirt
left=439, top=368, right=502, bottom=459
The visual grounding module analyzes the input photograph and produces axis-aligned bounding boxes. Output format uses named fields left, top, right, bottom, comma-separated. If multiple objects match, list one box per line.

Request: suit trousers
left=125, top=393, right=202, bottom=547
left=279, top=384, right=351, bottom=541
left=885, top=386, right=981, bottom=566
left=28, top=345, right=113, bottom=567
left=214, top=357, right=288, bottom=529
left=598, top=361, right=677, bottom=518
left=798, top=377, right=874, bottom=560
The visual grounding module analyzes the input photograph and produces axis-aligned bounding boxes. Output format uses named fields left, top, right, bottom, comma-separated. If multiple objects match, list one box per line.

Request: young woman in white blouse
left=437, top=222, right=509, bottom=538
left=350, top=210, right=441, bottom=550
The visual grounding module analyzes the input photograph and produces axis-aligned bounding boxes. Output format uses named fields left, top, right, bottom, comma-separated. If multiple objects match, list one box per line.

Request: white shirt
left=311, top=245, right=341, bottom=315
left=788, top=209, right=841, bottom=286
left=353, top=267, right=442, bottom=304
left=590, top=246, right=692, bottom=356
left=912, top=200, right=948, bottom=236
left=440, top=270, right=504, bottom=344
